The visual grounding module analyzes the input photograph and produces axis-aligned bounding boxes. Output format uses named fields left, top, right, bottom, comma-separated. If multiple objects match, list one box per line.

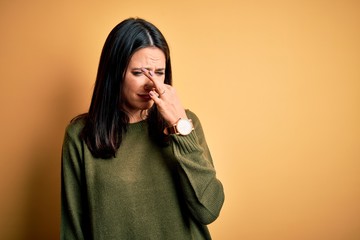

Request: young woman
left=61, top=18, right=224, bottom=240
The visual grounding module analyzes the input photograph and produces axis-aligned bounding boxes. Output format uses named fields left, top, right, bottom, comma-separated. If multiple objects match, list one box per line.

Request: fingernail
left=149, top=71, right=153, bottom=76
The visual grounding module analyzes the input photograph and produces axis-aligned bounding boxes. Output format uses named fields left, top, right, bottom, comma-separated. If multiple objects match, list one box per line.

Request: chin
left=140, top=101, right=154, bottom=110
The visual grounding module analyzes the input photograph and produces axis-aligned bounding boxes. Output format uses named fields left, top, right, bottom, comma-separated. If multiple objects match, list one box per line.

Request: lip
left=138, top=93, right=151, bottom=101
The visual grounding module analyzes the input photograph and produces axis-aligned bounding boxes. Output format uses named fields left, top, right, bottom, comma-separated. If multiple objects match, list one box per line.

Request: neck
left=128, top=110, right=148, bottom=123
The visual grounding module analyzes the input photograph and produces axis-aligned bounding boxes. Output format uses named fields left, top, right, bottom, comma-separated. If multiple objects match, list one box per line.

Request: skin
left=122, top=47, right=187, bottom=124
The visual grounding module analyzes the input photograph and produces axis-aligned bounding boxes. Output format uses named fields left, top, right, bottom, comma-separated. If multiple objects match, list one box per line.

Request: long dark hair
left=78, top=18, right=172, bottom=159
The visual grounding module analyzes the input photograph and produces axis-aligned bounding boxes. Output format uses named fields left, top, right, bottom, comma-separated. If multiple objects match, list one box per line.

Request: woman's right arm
left=61, top=123, right=86, bottom=240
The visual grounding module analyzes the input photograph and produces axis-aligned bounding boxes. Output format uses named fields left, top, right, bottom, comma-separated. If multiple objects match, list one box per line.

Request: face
left=122, top=47, right=166, bottom=119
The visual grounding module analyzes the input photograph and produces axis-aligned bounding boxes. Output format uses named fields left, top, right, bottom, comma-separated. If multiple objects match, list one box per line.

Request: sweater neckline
left=127, top=120, right=147, bottom=132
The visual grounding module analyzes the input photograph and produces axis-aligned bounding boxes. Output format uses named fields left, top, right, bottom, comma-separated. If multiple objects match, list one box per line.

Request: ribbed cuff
left=171, top=131, right=201, bottom=155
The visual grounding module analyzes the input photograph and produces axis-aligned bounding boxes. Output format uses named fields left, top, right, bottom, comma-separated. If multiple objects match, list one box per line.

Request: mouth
left=138, top=93, right=151, bottom=101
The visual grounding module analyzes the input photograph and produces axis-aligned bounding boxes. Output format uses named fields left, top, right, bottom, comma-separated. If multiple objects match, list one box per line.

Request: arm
left=170, top=110, right=225, bottom=225
left=141, top=69, right=224, bottom=224
left=61, top=122, right=86, bottom=240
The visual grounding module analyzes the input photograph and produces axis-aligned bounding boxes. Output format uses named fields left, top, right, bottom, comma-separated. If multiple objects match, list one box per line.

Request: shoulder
left=64, top=115, right=86, bottom=141
left=62, top=116, right=86, bottom=165
left=185, top=109, right=203, bottom=130
left=185, top=109, right=200, bottom=122
left=184, top=109, right=209, bottom=144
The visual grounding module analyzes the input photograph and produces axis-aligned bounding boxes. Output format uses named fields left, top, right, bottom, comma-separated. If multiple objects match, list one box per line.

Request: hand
left=141, top=68, right=187, bottom=125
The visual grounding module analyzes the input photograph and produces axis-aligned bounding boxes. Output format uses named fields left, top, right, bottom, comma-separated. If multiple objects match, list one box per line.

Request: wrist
left=164, top=118, right=194, bottom=136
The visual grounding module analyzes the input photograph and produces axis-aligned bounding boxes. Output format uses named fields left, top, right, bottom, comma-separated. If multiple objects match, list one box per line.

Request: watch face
left=177, top=119, right=193, bottom=135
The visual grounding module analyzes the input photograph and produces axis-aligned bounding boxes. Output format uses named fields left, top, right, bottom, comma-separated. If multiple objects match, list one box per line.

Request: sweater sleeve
left=170, top=110, right=225, bottom=225
left=60, top=122, right=86, bottom=240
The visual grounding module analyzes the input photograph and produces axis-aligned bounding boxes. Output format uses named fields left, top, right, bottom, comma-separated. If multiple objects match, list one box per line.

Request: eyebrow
left=131, top=67, right=165, bottom=71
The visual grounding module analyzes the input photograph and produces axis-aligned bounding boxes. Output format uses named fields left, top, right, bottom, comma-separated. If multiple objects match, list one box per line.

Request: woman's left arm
left=170, top=110, right=225, bottom=225
left=142, top=69, right=224, bottom=224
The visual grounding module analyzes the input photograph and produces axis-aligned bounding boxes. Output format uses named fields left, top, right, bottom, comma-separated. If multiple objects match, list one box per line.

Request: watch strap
left=166, top=125, right=178, bottom=135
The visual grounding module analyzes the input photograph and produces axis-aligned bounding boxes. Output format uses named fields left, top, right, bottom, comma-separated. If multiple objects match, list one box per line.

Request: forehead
left=129, top=47, right=166, bottom=67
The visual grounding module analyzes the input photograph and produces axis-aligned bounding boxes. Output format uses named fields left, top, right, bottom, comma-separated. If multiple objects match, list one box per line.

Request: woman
left=61, top=17, right=224, bottom=240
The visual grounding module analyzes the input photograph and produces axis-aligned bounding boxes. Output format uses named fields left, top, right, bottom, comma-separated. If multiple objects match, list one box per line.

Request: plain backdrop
left=0, top=0, right=359, bottom=239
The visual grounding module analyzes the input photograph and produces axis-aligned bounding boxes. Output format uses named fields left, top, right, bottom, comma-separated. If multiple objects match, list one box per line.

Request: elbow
left=197, top=209, right=221, bottom=225
left=189, top=200, right=223, bottom=225
left=190, top=184, right=225, bottom=225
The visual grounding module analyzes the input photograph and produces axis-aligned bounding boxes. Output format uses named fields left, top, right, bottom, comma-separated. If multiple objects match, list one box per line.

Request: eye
left=155, top=71, right=165, bottom=76
left=131, top=71, right=143, bottom=76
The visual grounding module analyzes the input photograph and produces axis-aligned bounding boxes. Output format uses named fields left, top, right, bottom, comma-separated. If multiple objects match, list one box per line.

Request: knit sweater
left=61, top=110, right=224, bottom=240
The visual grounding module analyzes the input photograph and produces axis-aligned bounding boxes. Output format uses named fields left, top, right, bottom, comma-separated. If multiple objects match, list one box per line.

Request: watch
left=166, top=118, right=194, bottom=135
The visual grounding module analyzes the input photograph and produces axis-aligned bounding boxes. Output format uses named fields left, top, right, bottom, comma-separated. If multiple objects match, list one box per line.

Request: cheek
left=124, top=76, right=140, bottom=90
left=161, top=75, right=166, bottom=83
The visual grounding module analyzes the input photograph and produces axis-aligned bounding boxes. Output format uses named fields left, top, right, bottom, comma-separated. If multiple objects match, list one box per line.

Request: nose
left=144, top=77, right=154, bottom=91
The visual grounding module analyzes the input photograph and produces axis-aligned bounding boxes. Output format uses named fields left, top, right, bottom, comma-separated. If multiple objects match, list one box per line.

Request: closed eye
left=131, top=71, right=143, bottom=76
left=155, top=71, right=165, bottom=76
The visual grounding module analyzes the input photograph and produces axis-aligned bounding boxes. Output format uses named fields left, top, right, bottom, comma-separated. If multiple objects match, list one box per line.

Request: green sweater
left=61, top=110, right=224, bottom=240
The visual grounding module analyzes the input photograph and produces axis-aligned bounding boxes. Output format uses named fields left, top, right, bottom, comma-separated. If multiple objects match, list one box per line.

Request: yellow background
left=1, top=0, right=359, bottom=239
